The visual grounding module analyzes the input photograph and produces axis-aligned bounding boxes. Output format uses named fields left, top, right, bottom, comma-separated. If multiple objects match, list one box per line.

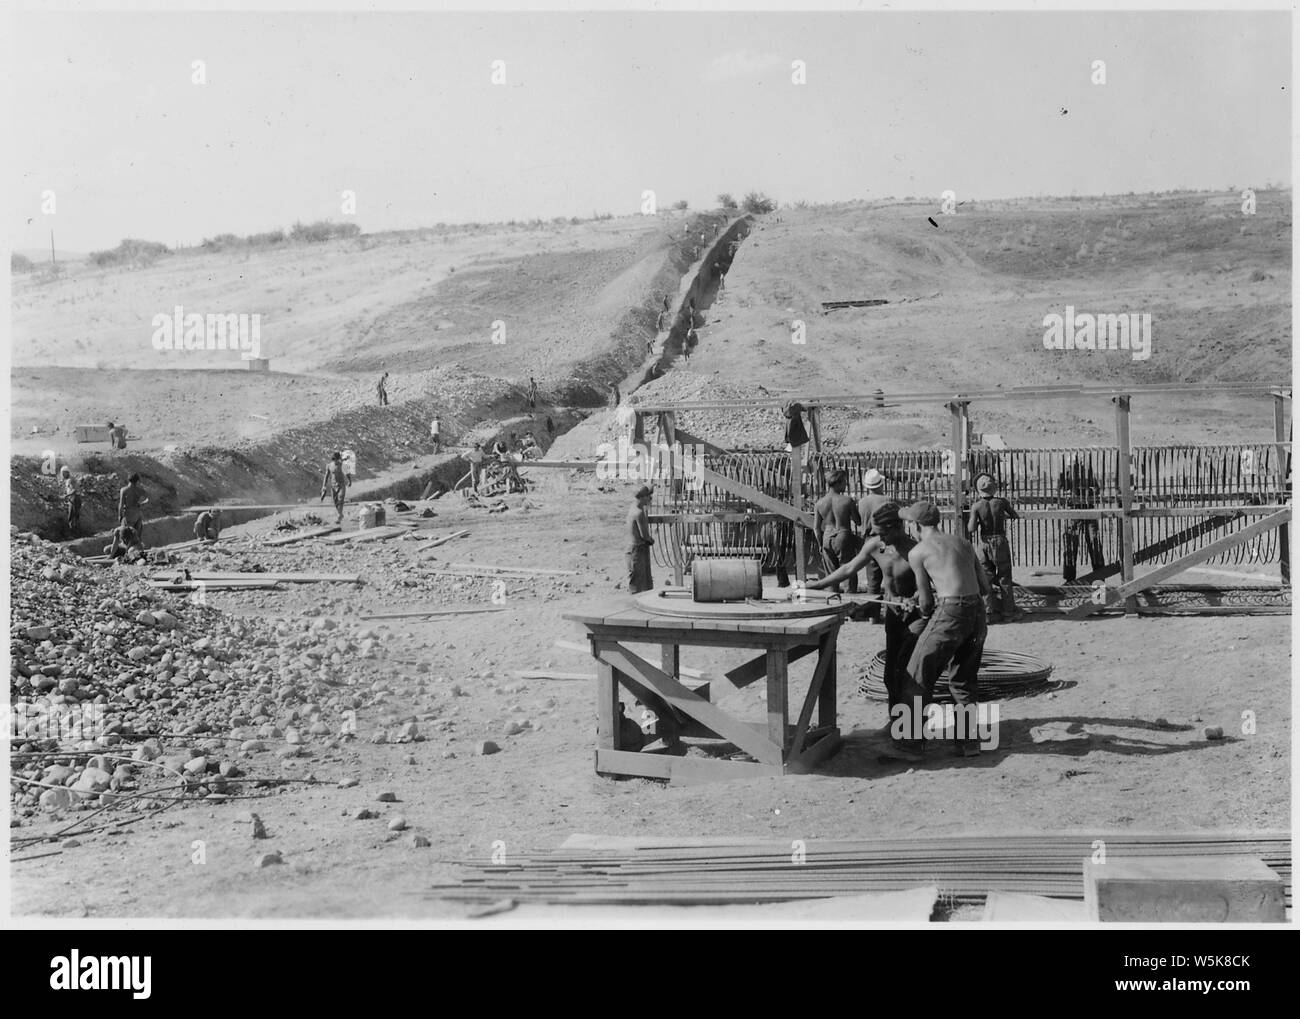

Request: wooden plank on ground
left=321, top=526, right=407, bottom=545
left=265, top=525, right=341, bottom=546
left=448, top=562, right=576, bottom=576
left=417, top=529, right=470, bottom=551
left=359, top=606, right=505, bottom=620
left=166, top=571, right=362, bottom=584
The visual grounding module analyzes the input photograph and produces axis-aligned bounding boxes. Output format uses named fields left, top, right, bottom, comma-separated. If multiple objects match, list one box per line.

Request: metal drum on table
left=691, top=558, right=762, bottom=603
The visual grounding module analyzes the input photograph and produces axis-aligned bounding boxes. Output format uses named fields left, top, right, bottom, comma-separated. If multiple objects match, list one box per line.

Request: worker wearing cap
left=856, top=468, right=890, bottom=619
left=813, top=468, right=861, bottom=593
left=890, top=499, right=990, bottom=760
left=806, top=502, right=924, bottom=729
left=194, top=507, right=222, bottom=542
left=626, top=485, right=655, bottom=594
left=968, top=474, right=1022, bottom=621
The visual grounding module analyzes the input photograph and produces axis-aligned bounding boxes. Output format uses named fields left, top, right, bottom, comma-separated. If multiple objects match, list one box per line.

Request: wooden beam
left=360, top=606, right=505, bottom=619
left=790, top=636, right=834, bottom=755
left=667, top=426, right=729, bottom=457
left=766, top=649, right=789, bottom=753
left=722, top=644, right=817, bottom=691
left=699, top=467, right=814, bottom=528
left=598, top=643, right=784, bottom=765
left=949, top=401, right=968, bottom=538
left=1068, top=509, right=1291, bottom=616
left=1114, top=395, right=1136, bottom=614
left=790, top=445, right=806, bottom=584
left=1275, top=393, right=1290, bottom=584
left=265, top=525, right=341, bottom=546
left=1077, top=512, right=1243, bottom=583
left=807, top=407, right=825, bottom=493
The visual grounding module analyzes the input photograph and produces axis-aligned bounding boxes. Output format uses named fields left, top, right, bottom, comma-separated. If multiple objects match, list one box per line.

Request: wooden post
left=632, top=411, right=645, bottom=446
left=1114, top=395, right=1137, bottom=614
left=594, top=650, right=620, bottom=751
left=808, top=406, right=825, bottom=493
left=790, top=443, right=806, bottom=583
left=817, top=633, right=836, bottom=729
left=660, top=644, right=680, bottom=682
left=1274, top=393, right=1290, bottom=585
left=949, top=401, right=969, bottom=537
left=766, top=648, right=789, bottom=752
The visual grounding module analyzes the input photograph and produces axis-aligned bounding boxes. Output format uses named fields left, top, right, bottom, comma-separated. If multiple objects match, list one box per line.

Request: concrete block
left=1084, top=855, right=1285, bottom=923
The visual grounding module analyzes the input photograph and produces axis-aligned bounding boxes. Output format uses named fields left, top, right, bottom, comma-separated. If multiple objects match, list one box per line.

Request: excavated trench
left=39, top=215, right=752, bottom=554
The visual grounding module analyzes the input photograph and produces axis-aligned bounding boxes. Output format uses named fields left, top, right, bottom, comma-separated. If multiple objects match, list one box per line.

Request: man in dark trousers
left=118, top=473, right=149, bottom=544
left=526, top=377, right=539, bottom=410
left=1058, top=456, right=1105, bottom=582
left=807, top=502, right=923, bottom=733
left=320, top=452, right=348, bottom=523
left=856, top=468, right=890, bottom=619
left=626, top=485, right=655, bottom=594
left=967, top=473, right=1023, bottom=621
left=376, top=372, right=390, bottom=407
left=889, top=500, right=991, bottom=760
left=813, top=468, right=861, bottom=592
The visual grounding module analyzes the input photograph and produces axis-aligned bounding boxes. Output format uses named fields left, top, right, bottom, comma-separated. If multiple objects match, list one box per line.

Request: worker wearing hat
left=885, top=499, right=990, bottom=760
left=626, top=484, right=655, bottom=594
left=967, top=473, right=1023, bottom=621
left=856, top=468, right=890, bottom=619
left=806, top=501, right=925, bottom=730
left=813, top=468, right=861, bottom=592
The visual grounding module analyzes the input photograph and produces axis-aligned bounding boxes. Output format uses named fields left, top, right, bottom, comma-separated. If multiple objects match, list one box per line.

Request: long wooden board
left=321, top=526, right=407, bottom=544
left=265, top=525, right=341, bottom=546
left=157, top=571, right=362, bottom=584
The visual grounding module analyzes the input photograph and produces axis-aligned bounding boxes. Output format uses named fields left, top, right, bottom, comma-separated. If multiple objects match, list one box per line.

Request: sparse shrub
left=717, top=193, right=738, bottom=211
left=89, top=238, right=170, bottom=268
left=742, top=191, right=777, bottom=215
left=11, top=253, right=33, bottom=273
left=672, top=200, right=689, bottom=211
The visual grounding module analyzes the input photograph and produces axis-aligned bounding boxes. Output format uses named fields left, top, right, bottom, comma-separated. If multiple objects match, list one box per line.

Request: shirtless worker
left=104, top=524, right=144, bottom=563
left=856, top=468, right=890, bottom=619
left=61, top=466, right=82, bottom=530
left=118, top=473, right=149, bottom=544
left=626, top=485, right=655, bottom=594
left=813, top=469, right=861, bottom=592
left=887, top=500, right=992, bottom=760
left=967, top=473, right=1023, bottom=621
left=805, top=502, right=924, bottom=732
left=320, top=452, right=348, bottom=524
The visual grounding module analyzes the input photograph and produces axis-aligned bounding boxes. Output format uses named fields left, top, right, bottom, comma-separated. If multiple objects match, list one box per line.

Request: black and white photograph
left=4, top=0, right=1294, bottom=946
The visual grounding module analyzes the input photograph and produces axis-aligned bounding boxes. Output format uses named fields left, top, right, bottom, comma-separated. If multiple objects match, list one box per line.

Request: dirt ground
left=8, top=470, right=1289, bottom=919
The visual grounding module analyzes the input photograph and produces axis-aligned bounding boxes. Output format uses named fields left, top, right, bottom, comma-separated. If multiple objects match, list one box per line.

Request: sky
left=7, top=8, right=1291, bottom=253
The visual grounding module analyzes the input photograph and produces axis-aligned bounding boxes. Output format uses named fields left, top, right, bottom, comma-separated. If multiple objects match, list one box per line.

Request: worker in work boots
left=805, top=502, right=924, bottom=733
left=320, top=452, right=349, bottom=524
left=887, top=501, right=991, bottom=762
left=814, top=468, right=861, bottom=592
left=856, top=468, right=891, bottom=620
left=118, top=473, right=149, bottom=545
left=967, top=474, right=1023, bottom=622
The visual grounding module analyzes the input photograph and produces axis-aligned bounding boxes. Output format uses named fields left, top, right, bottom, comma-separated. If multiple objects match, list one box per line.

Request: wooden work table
left=563, top=600, right=850, bottom=785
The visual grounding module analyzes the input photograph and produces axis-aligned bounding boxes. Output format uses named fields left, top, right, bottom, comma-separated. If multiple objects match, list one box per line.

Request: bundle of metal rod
left=428, top=832, right=1290, bottom=908
left=857, top=648, right=1054, bottom=701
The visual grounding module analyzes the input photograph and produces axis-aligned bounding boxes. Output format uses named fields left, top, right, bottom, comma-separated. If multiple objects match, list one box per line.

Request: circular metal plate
left=634, top=586, right=853, bottom=620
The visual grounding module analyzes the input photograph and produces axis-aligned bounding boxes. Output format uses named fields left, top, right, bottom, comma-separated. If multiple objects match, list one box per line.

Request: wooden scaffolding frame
left=633, top=382, right=1292, bottom=608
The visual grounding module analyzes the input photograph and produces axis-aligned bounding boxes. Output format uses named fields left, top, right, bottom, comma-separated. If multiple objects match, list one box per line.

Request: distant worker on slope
left=321, top=451, right=349, bottom=524
left=118, top=473, right=149, bottom=544
left=193, top=507, right=222, bottom=542
left=527, top=377, right=539, bottom=410
left=61, top=466, right=82, bottom=531
left=430, top=417, right=441, bottom=453
left=376, top=372, right=390, bottom=407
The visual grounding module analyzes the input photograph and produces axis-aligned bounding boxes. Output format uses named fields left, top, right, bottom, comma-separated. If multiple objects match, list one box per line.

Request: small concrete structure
left=1084, top=855, right=1285, bottom=923
left=245, top=357, right=271, bottom=371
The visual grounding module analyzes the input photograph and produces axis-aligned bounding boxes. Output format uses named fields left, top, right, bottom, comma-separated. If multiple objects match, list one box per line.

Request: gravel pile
left=8, top=528, right=388, bottom=825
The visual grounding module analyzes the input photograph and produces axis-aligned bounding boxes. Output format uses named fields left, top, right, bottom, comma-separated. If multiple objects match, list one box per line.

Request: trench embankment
left=21, top=213, right=738, bottom=552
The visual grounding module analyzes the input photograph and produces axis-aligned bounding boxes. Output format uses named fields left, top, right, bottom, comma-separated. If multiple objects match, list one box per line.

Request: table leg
left=817, top=632, right=837, bottom=729
left=595, top=653, right=620, bottom=750
left=660, top=643, right=679, bottom=681
left=766, top=648, right=789, bottom=754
